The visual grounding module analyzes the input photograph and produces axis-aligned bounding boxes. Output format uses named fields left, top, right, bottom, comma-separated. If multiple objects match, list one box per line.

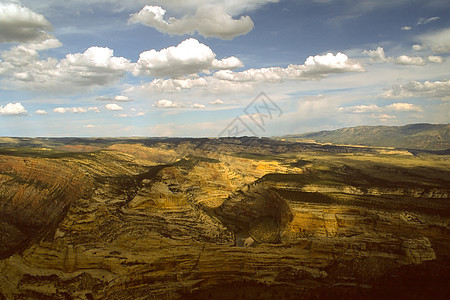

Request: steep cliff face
left=0, top=138, right=449, bottom=299
left=0, top=155, right=91, bottom=258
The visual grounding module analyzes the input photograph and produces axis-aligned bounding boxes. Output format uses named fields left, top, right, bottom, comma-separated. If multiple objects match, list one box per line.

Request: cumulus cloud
left=35, top=109, right=47, bottom=115
left=394, top=55, right=426, bottom=66
left=214, top=52, right=364, bottom=82
left=134, top=38, right=242, bottom=78
left=377, top=114, right=397, bottom=121
left=0, top=45, right=131, bottom=92
left=190, top=103, right=206, bottom=109
left=148, top=0, right=279, bottom=15
left=134, top=38, right=213, bottom=77
left=105, top=103, right=123, bottom=111
left=116, top=111, right=145, bottom=117
left=386, top=103, right=423, bottom=112
left=209, top=99, right=224, bottom=105
left=53, top=107, right=66, bottom=114
left=88, top=107, right=100, bottom=112
left=128, top=5, right=254, bottom=40
left=0, top=3, right=54, bottom=43
left=363, top=47, right=390, bottom=63
left=338, top=103, right=422, bottom=115
left=427, top=55, right=445, bottom=63
left=128, top=77, right=208, bottom=93
left=153, top=99, right=184, bottom=108
left=364, top=47, right=433, bottom=66
left=0, top=102, right=27, bottom=116
left=127, top=75, right=254, bottom=97
left=97, top=95, right=131, bottom=101
left=416, top=27, right=450, bottom=53
left=53, top=107, right=88, bottom=113
left=401, top=26, right=412, bottom=31
left=211, top=56, right=243, bottom=69
left=68, top=107, right=87, bottom=113
left=338, top=104, right=382, bottom=113
left=383, top=80, right=450, bottom=100
left=24, top=38, right=62, bottom=51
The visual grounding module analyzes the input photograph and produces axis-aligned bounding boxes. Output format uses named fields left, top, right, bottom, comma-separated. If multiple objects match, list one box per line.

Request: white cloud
left=377, top=114, right=397, bottom=121
left=416, top=27, right=450, bottom=53
left=126, top=77, right=208, bottom=94
left=97, top=95, right=131, bottom=101
left=338, top=102, right=422, bottom=115
left=417, top=16, right=440, bottom=25
left=211, top=56, right=244, bottom=69
left=24, top=38, right=62, bottom=51
left=153, top=99, right=184, bottom=108
left=88, top=107, right=100, bottom=112
left=0, top=102, right=27, bottom=116
left=214, top=67, right=284, bottom=82
left=0, top=3, right=53, bottom=43
left=364, top=47, right=438, bottom=66
left=0, top=46, right=131, bottom=92
left=363, top=47, right=390, bottom=62
left=395, top=55, right=426, bottom=66
left=382, top=80, right=450, bottom=100
left=126, top=75, right=254, bottom=97
left=214, top=52, right=364, bottom=82
left=84, top=124, right=96, bottom=128
left=134, top=38, right=241, bottom=78
left=386, top=102, right=423, bottom=112
left=134, top=38, right=214, bottom=77
left=400, top=17, right=439, bottom=32
left=105, top=103, right=123, bottom=111
left=53, top=107, right=66, bottom=114
left=35, top=109, right=47, bottom=115
left=147, top=0, right=279, bottom=15
left=52, top=107, right=89, bottom=113
left=190, top=103, right=206, bottom=109
left=67, top=107, right=87, bottom=113
left=116, top=111, right=145, bottom=117
left=338, top=104, right=382, bottom=113
left=128, top=5, right=254, bottom=40
left=209, top=99, right=224, bottom=105
left=427, top=55, right=445, bottom=63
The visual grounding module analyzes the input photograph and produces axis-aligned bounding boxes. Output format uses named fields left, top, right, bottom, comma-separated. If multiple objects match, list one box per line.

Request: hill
left=282, top=123, right=450, bottom=150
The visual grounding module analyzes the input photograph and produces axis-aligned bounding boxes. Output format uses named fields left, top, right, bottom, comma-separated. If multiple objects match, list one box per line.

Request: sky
left=0, top=0, right=449, bottom=137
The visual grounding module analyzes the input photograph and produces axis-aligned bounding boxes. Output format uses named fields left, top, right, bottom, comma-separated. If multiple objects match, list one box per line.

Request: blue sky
left=0, top=0, right=449, bottom=137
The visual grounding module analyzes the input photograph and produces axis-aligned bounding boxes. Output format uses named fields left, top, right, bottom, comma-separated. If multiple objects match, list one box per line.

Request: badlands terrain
left=0, top=134, right=449, bottom=299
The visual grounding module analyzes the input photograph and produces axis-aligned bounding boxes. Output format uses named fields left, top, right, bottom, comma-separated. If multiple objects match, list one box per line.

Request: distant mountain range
left=282, top=123, right=450, bottom=150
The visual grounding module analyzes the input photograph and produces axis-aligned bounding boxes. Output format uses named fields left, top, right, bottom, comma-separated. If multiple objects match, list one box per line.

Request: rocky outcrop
left=1, top=139, right=449, bottom=299
left=0, top=155, right=91, bottom=258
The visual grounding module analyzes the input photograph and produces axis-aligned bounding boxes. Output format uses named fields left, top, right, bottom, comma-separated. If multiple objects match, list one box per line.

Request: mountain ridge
left=282, top=123, right=450, bottom=150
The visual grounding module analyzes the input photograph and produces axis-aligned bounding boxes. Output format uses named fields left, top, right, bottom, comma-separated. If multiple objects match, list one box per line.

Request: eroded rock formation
left=1, top=138, right=449, bottom=299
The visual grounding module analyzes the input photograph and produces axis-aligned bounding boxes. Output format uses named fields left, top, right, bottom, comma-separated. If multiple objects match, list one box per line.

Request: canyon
left=0, top=137, right=449, bottom=299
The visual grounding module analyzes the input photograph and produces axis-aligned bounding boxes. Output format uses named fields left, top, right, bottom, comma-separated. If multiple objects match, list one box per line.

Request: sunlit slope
left=283, top=123, right=450, bottom=150
left=0, top=137, right=449, bottom=299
